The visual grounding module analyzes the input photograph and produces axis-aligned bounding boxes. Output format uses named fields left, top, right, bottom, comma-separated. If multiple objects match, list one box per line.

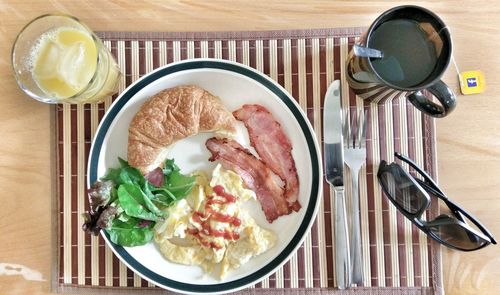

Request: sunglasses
left=377, top=152, right=496, bottom=251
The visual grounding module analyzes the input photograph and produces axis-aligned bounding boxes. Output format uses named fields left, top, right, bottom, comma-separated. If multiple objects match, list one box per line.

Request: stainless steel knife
left=323, top=80, right=351, bottom=289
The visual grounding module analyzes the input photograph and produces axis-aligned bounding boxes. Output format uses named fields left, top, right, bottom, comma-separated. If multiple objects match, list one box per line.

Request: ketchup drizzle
left=186, top=185, right=241, bottom=249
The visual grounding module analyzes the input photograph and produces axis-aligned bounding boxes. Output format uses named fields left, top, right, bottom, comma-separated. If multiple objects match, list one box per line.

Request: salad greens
left=82, top=158, right=195, bottom=247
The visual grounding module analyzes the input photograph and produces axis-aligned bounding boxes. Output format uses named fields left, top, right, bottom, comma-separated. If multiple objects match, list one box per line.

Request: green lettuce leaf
left=117, top=184, right=159, bottom=221
left=107, top=217, right=154, bottom=247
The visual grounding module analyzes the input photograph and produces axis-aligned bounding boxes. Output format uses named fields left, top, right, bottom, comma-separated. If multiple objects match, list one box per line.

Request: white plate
left=87, top=59, right=322, bottom=294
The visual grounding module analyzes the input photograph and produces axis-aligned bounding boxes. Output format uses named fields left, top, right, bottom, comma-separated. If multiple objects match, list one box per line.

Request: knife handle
left=334, top=187, right=351, bottom=289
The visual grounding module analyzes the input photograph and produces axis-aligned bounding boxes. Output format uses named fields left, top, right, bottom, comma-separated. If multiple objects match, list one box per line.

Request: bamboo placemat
left=53, top=28, right=443, bottom=294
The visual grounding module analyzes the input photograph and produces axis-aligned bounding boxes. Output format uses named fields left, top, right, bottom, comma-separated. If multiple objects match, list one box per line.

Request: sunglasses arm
left=394, top=152, right=443, bottom=194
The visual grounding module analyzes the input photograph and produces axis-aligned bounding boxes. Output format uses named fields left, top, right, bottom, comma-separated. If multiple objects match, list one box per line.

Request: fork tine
left=351, top=109, right=358, bottom=148
left=342, top=108, right=349, bottom=147
left=356, top=109, right=362, bottom=148
left=360, top=109, right=367, bottom=148
left=349, top=108, right=355, bottom=148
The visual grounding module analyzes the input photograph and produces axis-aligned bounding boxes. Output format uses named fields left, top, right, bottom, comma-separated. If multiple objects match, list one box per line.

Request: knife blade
left=323, top=80, right=351, bottom=289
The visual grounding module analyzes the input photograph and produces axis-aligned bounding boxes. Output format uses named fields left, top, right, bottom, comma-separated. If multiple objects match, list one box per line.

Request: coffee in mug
left=347, top=5, right=456, bottom=118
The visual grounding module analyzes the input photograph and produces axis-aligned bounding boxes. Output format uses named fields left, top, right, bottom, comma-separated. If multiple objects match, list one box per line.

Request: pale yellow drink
left=33, top=27, right=98, bottom=99
left=12, top=15, right=120, bottom=104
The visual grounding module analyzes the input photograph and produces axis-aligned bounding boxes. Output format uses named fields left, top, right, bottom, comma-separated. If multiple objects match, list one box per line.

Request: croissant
left=127, top=85, right=237, bottom=173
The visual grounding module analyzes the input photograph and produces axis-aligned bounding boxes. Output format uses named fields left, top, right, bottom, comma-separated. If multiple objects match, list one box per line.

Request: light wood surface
left=0, top=1, right=498, bottom=294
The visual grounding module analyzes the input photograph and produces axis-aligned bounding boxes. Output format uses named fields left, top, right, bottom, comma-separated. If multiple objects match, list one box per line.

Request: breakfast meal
left=83, top=85, right=300, bottom=279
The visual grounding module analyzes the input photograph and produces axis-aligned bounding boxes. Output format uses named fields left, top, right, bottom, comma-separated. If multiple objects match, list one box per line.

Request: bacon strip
left=205, top=137, right=290, bottom=223
left=233, top=104, right=301, bottom=211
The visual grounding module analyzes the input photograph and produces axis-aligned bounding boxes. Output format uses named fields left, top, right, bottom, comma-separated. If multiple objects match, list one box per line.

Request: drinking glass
left=12, top=14, right=121, bottom=104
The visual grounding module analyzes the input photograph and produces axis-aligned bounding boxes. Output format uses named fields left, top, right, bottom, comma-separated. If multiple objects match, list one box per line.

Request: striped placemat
left=52, top=28, right=443, bottom=294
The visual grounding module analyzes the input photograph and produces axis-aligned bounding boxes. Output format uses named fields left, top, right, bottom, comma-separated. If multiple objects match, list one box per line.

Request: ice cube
left=33, top=40, right=61, bottom=79
left=58, top=42, right=86, bottom=88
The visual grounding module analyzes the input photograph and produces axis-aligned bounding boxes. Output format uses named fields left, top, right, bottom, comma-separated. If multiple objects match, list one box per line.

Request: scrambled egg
left=209, top=164, right=256, bottom=202
left=154, top=164, right=276, bottom=279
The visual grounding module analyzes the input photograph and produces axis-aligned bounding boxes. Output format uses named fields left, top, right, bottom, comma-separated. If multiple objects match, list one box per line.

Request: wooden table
left=1, top=1, right=498, bottom=294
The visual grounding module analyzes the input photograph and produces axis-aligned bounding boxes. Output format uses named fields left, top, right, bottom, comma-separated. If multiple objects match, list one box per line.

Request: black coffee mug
left=347, top=5, right=456, bottom=118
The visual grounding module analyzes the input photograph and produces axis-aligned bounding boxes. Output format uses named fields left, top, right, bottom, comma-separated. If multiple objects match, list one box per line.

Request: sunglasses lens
left=379, top=166, right=427, bottom=214
left=430, top=220, right=489, bottom=250
left=427, top=198, right=490, bottom=250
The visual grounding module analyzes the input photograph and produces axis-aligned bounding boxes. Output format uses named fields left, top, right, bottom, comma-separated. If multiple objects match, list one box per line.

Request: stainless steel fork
left=343, top=108, right=366, bottom=285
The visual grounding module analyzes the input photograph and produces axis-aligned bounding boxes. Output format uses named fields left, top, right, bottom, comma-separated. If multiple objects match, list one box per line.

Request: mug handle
left=407, top=80, right=457, bottom=118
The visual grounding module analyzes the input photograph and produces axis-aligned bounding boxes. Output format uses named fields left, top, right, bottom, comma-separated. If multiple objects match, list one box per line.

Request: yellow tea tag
left=459, top=70, right=485, bottom=95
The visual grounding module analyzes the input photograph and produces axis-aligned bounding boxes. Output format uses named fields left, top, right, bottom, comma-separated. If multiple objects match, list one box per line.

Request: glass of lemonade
left=12, top=14, right=121, bottom=104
